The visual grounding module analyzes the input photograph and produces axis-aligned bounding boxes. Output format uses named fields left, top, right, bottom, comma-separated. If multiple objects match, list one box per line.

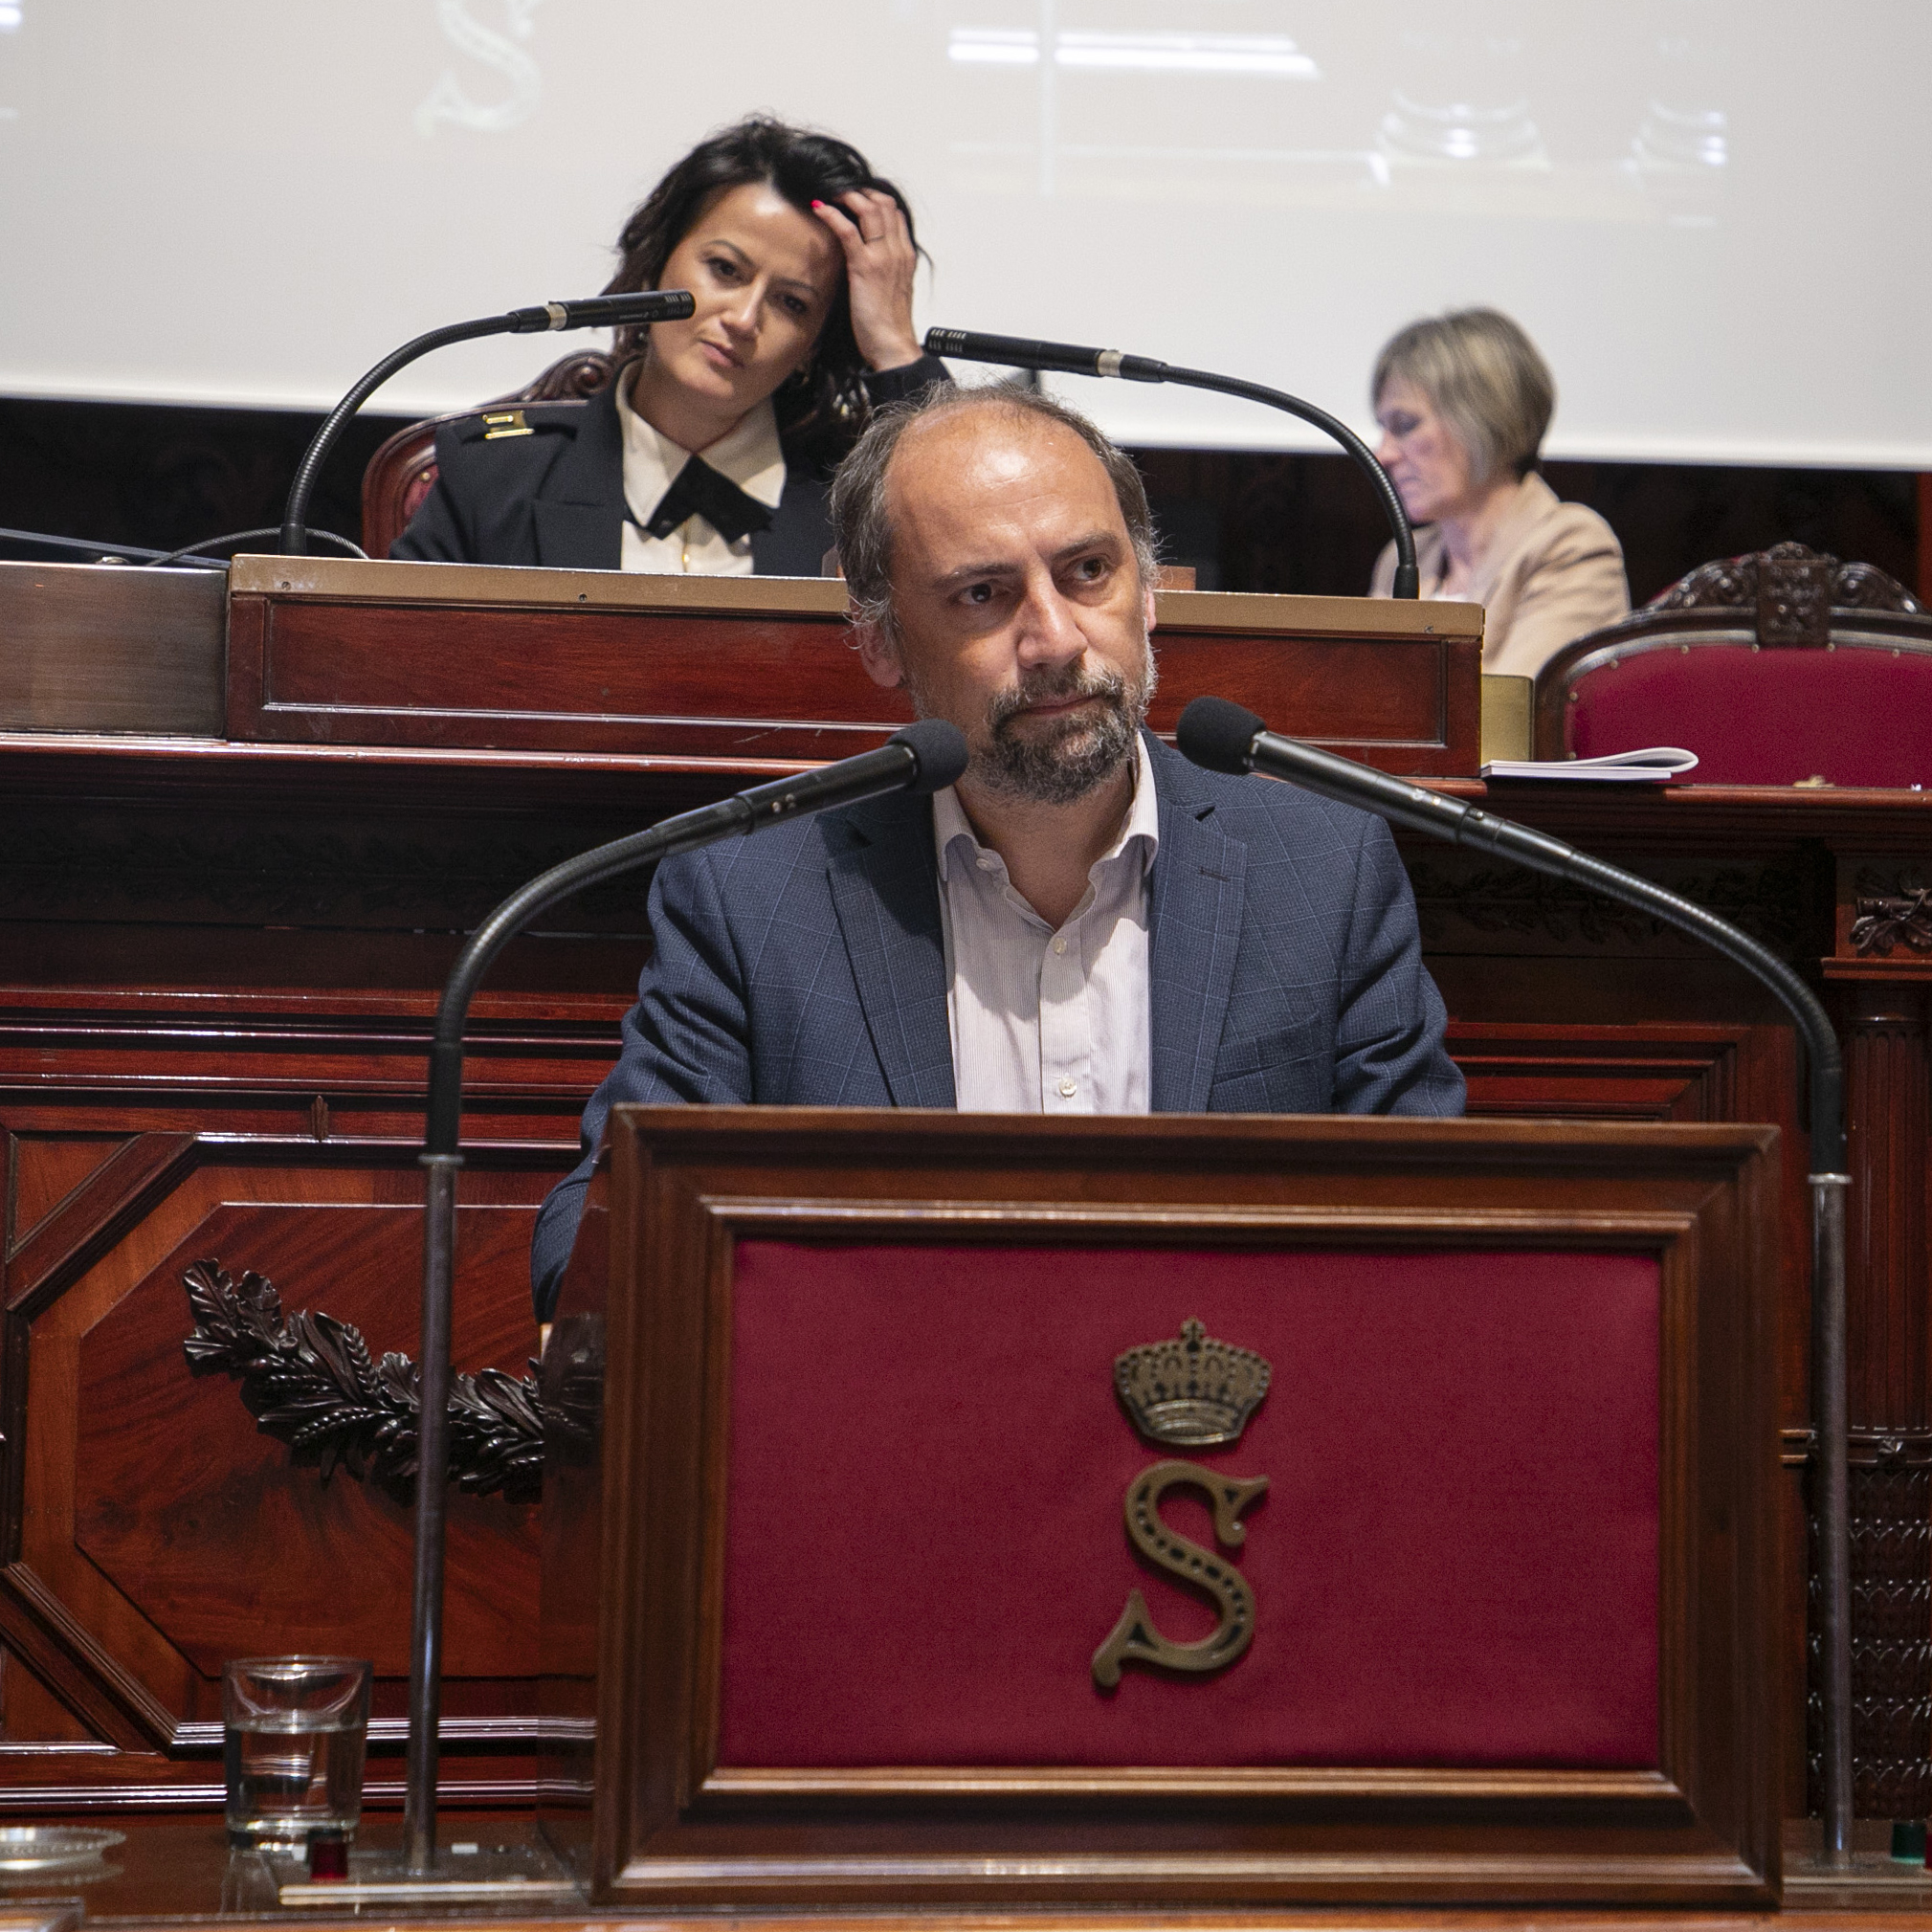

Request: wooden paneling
left=75, top=1198, right=542, bottom=1679
left=1454, top=1020, right=1783, bottom=1121
left=0, top=1134, right=562, bottom=1806
left=0, top=976, right=589, bottom=1805
left=0, top=701, right=1924, bottom=1835
left=223, top=559, right=1484, bottom=774
left=252, top=602, right=900, bottom=760
left=5, top=1134, right=135, bottom=1256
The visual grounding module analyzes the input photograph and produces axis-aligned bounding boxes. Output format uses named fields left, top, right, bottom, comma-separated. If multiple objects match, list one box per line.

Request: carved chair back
left=1532, top=543, right=1932, bottom=786
left=360, top=350, right=618, bottom=560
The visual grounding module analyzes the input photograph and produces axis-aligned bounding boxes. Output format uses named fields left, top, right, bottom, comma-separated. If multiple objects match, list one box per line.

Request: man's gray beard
left=904, top=642, right=1155, bottom=807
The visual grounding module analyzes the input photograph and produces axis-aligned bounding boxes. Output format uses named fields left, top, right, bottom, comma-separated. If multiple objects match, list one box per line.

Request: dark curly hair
left=602, top=116, right=922, bottom=457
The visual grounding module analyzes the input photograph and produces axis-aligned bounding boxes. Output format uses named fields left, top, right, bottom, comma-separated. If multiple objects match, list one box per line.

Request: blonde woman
left=1368, top=309, right=1629, bottom=678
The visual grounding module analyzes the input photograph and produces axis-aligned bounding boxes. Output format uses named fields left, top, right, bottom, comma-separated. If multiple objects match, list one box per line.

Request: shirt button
left=1057, top=1077, right=1077, bottom=1099
left=1053, top=936, right=1067, bottom=954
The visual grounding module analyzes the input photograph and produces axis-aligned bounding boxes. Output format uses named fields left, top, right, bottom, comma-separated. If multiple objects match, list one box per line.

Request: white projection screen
left=2, top=1, right=1928, bottom=466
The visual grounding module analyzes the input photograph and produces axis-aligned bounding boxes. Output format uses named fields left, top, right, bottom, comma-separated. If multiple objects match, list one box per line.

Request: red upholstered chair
left=1532, top=543, right=1931, bottom=787
left=359, top=350, right=617, bottom=560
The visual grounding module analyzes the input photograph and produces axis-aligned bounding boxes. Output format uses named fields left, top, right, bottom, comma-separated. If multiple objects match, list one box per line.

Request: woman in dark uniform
left=392, top=116, right=947, bottom=576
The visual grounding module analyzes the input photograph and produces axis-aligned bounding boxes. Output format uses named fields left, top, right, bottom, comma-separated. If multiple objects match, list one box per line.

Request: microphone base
left=263, top=1833, right=579, bottom=1910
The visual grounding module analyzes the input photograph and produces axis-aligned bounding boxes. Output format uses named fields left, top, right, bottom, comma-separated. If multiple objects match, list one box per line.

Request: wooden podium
left=541, top=1107, right=1778, bottom=1907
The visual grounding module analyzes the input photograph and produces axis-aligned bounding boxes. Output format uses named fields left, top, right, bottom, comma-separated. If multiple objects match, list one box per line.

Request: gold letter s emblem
left=1092, top=1458, right=1269, bottom=1689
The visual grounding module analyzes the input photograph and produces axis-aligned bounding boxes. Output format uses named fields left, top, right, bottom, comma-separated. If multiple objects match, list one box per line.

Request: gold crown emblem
left=1114, top=1319, right=1271, bottom=1447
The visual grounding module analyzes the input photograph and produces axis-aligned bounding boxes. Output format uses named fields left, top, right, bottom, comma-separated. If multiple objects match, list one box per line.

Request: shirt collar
left=614, top=379, right=788, bottom=511
left=934, top=732, right=1160, bottom=884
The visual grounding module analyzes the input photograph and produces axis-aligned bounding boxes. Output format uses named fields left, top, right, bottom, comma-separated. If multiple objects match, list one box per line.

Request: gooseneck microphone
left=1175, top=695, right=1848, bottom=1125
left=924, top=330, right=1171, bottom=385
left=1177, top=691, right=1854, bottom=1857
left=400, top=719, right=966, bottom=1874
left=924, top=327, right=1419, bottom=599
left=278, top=289, right=697, bottom=557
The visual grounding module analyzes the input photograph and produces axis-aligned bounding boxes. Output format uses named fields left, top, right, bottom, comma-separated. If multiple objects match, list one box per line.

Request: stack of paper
left=1480, top=747, right=1699, bottom=783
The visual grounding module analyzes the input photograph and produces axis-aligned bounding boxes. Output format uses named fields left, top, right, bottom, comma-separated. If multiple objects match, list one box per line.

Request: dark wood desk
left=0, top=561, right=1924, bottom=1847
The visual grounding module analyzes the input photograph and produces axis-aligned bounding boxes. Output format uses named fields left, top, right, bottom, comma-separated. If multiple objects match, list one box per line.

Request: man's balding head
left=832, top=381, right=1159, bottom=644
left=831, top=381, right=1160, bottom=811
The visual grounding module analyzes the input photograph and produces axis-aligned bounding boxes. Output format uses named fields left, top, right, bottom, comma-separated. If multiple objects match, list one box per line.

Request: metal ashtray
left=0, top=1827, right=125, bottom=1873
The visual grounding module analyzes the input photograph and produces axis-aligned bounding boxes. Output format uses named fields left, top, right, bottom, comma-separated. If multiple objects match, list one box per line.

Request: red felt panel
left=719, top=1242, right=1658, bottom=1770
left=1567, top=643, right=1932, bottom=785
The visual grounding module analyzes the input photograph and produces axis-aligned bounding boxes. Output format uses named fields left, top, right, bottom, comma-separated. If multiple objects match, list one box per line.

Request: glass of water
left=222, top=1656, right=370, bottom=1850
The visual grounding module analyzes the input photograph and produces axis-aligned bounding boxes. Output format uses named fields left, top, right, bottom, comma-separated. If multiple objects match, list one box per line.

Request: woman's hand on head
left=812, top=189, right=921, bottom=373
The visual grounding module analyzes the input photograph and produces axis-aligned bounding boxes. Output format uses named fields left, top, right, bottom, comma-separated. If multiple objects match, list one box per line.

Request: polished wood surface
left=0, top=738, right=1921, bottom=1822
left=223, top=558, right=1483, bottom=772
left=3, top=1143, right=555, bottom=1802
left=0, top=555, right=1483, bottom=776
left=0, top=570, right=1925, bottom=1847
left=19, top=1817, right=1932, bottom=1929
left=545, top=1109, right=1776, bottom=1908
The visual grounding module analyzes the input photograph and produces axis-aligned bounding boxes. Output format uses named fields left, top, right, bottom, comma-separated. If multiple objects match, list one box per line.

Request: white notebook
left=1481, top=747, right=1699, bottom=783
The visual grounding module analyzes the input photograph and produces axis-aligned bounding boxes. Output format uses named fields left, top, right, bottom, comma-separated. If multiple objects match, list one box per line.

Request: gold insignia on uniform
left=481, top=410, right=533, bottom=440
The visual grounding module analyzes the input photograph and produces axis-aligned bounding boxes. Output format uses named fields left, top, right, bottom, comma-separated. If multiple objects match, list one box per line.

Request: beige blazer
left=1370, top=474, right=1631, bottom=680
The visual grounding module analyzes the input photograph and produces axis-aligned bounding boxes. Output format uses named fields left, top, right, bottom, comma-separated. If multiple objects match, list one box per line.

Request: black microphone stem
left=405, top=798, right=739, bottom=1876
left=1160, top=365, right=1418, bottom=599
left=1206, top=724, right=1844, bottom=1166
left=402, top=727, right=964, bottom=1875
left=924, top=327, right=1420, bottom=597
left=1178, top=698, right=1853, bottom=1864
left=403, top=795, right=742, bottom=1870
left=279, top=292, right=696, bottom=557
left=280, top=316, right=510, bottom=558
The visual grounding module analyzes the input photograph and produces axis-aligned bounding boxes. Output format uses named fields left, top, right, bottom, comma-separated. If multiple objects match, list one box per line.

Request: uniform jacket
left=1370, top=473, right=1631, bottom=680
left=531, top=733, right=1464, bottom=1313
left=390, top=354, right=950, bottom=573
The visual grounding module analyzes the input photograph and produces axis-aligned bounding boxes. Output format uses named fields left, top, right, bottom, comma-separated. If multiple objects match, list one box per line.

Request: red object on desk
left=305, top=1833, right=348, bottom=1880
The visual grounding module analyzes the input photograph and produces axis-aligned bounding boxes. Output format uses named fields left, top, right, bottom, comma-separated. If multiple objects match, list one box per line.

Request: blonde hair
left=1372, top=308, right=1554, bottom=486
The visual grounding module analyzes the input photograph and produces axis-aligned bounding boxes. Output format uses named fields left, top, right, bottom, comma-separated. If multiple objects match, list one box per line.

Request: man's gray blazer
left=532, top=733, right=1464, bottom=1315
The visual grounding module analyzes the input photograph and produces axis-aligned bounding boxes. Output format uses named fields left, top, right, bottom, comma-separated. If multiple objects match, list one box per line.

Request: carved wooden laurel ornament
left=180, top=1257, right=544, bottom=1503
left=1850, top=874, right=1932, bottom=958
left=1094, top=1321, right=1272, bottom=1689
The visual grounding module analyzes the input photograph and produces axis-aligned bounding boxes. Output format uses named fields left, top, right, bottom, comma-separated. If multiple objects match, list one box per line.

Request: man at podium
left=532, top=383, right=1462, bottom=1314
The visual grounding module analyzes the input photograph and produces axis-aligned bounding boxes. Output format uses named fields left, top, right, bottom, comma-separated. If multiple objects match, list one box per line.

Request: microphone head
left=1176, top=697, right=1267, bottom=775
left=616, top=289, right=694, bottom=322
left=890, top=719, right=969, bottom=795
